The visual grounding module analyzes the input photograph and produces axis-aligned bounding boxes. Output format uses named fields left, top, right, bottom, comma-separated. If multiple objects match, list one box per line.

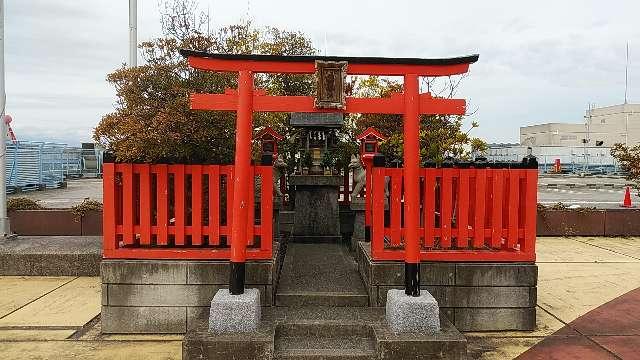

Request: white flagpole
left=129, top=0, right=137, bottom=67
left=625, top=42, right=629, bottom=104
left=0, top=0, right=10, bottom=236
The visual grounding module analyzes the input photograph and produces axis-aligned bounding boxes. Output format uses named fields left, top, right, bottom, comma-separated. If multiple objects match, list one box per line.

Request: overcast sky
left=5, top=0, right=639, bottom=145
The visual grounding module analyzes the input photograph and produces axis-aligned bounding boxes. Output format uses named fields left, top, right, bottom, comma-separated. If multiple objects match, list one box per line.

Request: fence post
left=371, top=154, right=386, bottom=258
left=403, top=73, right=420, bottom=297
left=522, top=155, right=538, bottom=259
left=102, top=161, right=116, bottom=257
left=229, top=70, right=254, bottom=295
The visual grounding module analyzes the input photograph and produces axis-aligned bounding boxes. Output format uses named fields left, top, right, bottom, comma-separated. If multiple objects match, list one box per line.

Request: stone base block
left=101, top=247, right=279, bottom=334
left=209, top=289, right=261, bottom=333
left=376, top=314, right=466, bottom=360
left=184, top=318, right=274, bottom=360
left=357, top=242, right=537, bottom=331
left=291, top=175, right=341, bottom=238
left=386, top=289, right=440, bottom=334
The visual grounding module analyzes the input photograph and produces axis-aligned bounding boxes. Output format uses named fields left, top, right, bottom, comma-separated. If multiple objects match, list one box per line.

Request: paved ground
left=0, top=237, right=639, bottom=358
left=538, top=175, right=635, bottom=208
left=467, top=237, right=640, bottom=359
left=537, top=186, right=631, bottom=208
left=8, top=179, right=102, bottom=208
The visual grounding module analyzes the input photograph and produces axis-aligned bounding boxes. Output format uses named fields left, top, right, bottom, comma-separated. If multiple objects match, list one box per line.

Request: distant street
left=5, top=175, right=637, bottom=210
left=538, top=175, right=634, bottom=208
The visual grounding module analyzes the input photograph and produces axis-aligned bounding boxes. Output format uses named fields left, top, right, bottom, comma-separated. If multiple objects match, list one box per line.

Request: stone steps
left=276, top=243, right=370, bottom=307
left=275, top=321, right=376, bottom=360
left=183, top=306, right=469, bottom=360
left=276, top=292, right=369, bottom=307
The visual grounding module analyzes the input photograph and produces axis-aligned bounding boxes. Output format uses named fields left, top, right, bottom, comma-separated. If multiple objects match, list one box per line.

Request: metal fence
left=4, top=141, right=103, bottom=193
left=488, top=145, right=620, bottom=174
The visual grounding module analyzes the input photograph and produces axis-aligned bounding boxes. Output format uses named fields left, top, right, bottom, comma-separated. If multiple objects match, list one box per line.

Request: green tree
left=610, top=143, right=640, bottom=197
left=347, top=76, right=487, bottom=165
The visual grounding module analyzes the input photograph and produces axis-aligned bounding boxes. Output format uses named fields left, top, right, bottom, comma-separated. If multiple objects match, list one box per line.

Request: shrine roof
left=179, top=50, right=479, bottom=66
left=255, top=127, right=284, bottom=141
left=356, top=127, right=387, bottom=141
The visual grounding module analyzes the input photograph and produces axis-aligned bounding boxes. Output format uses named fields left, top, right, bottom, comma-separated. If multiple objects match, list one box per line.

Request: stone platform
left=356, top=242, right=537, bottom=331
left=101, top=244, right=281, bottom=334
left=0, top=235, right=101, bottom=276
left=183, top=306, right=467, bottom=360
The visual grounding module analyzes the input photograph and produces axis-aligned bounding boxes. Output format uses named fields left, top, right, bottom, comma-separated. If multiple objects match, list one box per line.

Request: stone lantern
left=352, top=127, right=387, bottom=247
left=256, top=127, right=284, bottom=162
left=356, top=127, right=387, bottom=161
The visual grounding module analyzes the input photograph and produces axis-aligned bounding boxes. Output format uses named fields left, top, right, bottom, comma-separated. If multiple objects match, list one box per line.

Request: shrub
left=71, top=199, right=103, bottom=220
left=7, top=198, right=43, bottom=211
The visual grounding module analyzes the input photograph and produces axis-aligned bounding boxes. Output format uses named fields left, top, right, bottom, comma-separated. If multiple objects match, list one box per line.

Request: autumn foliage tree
left=94, top=0, right=316, bottom=163
left=347, top=76, right=487, bottom=165
left=95, top=0, right=485, bottom=166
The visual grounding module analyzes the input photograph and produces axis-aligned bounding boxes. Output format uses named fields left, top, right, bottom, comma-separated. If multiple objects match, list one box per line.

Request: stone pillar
left=273, top=196, right=282, bottom=242
left=350, top=197, right=366, bottom=252
left=290, top=175, right=342, bottom=243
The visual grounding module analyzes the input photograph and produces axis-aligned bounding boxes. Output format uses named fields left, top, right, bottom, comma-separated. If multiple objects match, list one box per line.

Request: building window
left=601, top=119, right=606, bottom=124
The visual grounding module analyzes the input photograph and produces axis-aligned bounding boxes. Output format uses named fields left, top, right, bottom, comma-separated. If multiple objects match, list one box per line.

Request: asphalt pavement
left=5, top=175, right=637, bottom=210
left=538, top=175, right=635, bottom=208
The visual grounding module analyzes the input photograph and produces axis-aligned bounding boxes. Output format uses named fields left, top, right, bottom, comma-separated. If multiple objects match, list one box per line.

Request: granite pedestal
left=386, top=289, right=440, bottom=334
left=209, top=289, right=261, bottom=333
left=290, top=175, right=342, bottom=243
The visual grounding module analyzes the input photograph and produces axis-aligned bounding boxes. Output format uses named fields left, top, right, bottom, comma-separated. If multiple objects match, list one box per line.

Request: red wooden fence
left=103, top=163, right=273, bottom=260
left=370, top=166, right=537, bottom=262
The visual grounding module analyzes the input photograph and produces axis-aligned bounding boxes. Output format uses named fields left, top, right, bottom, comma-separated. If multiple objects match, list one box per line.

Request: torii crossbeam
left=180, top=50, right=479, bottom=296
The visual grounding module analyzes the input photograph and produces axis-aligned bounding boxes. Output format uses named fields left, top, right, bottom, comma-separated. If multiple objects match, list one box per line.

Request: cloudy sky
left=5, top=0, right=639, bottom=145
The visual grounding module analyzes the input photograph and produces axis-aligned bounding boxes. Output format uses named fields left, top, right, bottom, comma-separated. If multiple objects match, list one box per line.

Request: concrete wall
left=520, top=123, right=585, bottom=147
left=101, top=247, right=280, bottom=333
left=520, top=103, right=640, bottom=147
left=356, top=242, right=537, bottom=332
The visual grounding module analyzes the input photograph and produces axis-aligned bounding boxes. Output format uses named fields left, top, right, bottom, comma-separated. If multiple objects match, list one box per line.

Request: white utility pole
left=624, top=42, right=630, bottom=145
left=625, top=42, right=629, bottom=104
left=0, top=0, right=10, bottom=236
left=129, top=0, right=137, bottom=67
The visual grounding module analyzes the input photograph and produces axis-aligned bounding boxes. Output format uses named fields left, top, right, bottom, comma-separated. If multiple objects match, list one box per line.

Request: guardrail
left=102, top=163, right=273, bottom=260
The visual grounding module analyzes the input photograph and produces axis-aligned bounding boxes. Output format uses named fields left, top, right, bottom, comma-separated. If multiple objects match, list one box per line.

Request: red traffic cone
left=621, top=187, right=633, bottom=208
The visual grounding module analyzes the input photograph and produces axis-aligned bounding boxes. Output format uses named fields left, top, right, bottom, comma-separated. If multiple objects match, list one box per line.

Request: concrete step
left=276, top=345, right=376, bottom=360
left=276, top=292, right=369, bottom=307
left=184, top=307, right=468, bottom=360
left=0, top=236, right=101, bottom=276
left=276, top=321, right=374, bottom=338
left=275, top=322, right=376, bottom=360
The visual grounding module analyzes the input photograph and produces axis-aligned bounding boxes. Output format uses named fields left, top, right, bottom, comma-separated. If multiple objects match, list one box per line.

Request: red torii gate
left=180, top=50, right=478, bottom=296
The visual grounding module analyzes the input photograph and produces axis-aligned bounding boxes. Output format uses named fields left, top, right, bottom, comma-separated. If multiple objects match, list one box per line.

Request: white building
left=520, top=103, right=640, bottom=147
